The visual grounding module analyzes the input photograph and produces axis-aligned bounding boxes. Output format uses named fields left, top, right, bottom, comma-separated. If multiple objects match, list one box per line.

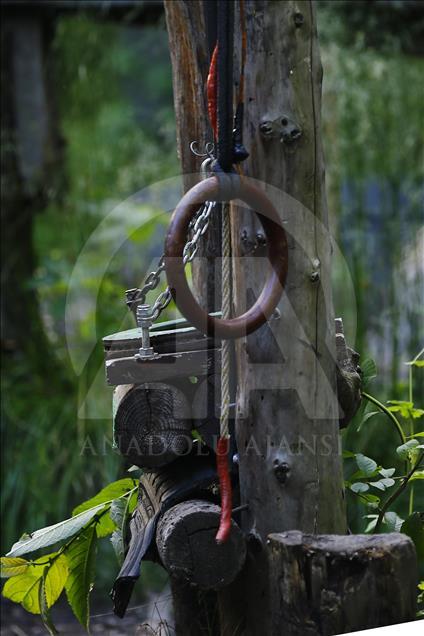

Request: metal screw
left=294, top=12, right=304, bottom=27
left=256, top=232, right=267, bottom=247
left=273, top=459, right=290, bottom=484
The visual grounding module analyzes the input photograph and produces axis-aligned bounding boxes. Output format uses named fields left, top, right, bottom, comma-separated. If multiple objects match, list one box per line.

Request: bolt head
left=294, top=12, right=304, bottom=27
left=273, top=460, right=290, bottom=484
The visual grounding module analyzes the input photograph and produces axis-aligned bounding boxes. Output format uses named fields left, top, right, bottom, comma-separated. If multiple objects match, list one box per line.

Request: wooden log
left=113, top=383, right=192, bottom=468
left=156, top=500, right=246, bottom=589
left=169, top=577, right=220, bottom=636
left=268, top=531, right=418, bottom=635
left=112, top=448, right=223, bottom=617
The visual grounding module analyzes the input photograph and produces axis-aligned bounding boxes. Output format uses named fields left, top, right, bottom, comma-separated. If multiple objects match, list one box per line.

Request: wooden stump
left=113, top=382, right=192, bottom=468
left=156, top=500, right=246, bottom=590
left=268, top=531, right=417, bottom=635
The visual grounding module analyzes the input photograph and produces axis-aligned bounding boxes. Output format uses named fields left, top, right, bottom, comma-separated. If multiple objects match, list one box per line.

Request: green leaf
left=65, top=525, right=97, bottom=631
left=355, top=453, right=377, bottom=476
left=39, top=568, right=59, bottom=635
left=110, top=498, right=127, bottom=528
left=387, top=400, right=418, bottom=419
left=405, top=360, right=424, bottom=368
left=357, top=411, right=379, bottom=432
left=396, top=439, right=420, bottom=460
left=73, top=478, right=137, bottom=539
left=6, top=504, right=106, bottom=557
left=349, top=469, right=378, bottom=481
left=2, top=553, right=68, bottom=615
left=350, top=482, right=370, bottom=493
left=362, top=493, right=380, bottom=503
left=402, top=513, right=424, bottom=559
left=363, top=514, right=378, bottom=533
left=369, top=477, right=395, bottom=491
left=408, top=432, right=424, bottom=438
left=1, top=557, right=29, bottom=578
left=127, top=465, right=142, bottom=473
left=361, top=358, right=377, bottom=388
left=342, top=450, right=356, bottom=459
left=72, top=479, right=137, bottom=516
left=109, top=491, right=138, bottom=565
left=379, top=467, right=396, bottom=478
left=383, top=512, right=404, bottom=532
left=410, top=470, right=424, bottom=481
left=411, top=408, right=424, bottom=419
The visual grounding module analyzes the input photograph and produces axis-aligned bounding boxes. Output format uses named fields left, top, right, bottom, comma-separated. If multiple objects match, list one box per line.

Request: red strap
left=207, top=43, right=218, bottom=140
left=215, top=436, right=232, bottom=544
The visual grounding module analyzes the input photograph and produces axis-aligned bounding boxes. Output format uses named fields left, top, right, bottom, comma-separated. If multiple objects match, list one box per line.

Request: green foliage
left=1, top=558, right=30, bottom=578
left=344, top=352, right=423, bottom=586
left=73, top=478, right=137, bottom=538
left=7, top=506, right=107, bottom=558
left=320, top=22, right=424, bottom=383
left=65, top=526, right=97, bottom=631
left=3, top=553, right=68, bottom=615
left=110, top=489, right=138, bottom=565
left=1, top=14, right=178, bottom=588
left=1, top=478, right=137, bottom=631
left=402, top=513, right=424, bottom=560
left=318, top=0, right=424, bottom=55
left=418, top=581, right=424, bottom=618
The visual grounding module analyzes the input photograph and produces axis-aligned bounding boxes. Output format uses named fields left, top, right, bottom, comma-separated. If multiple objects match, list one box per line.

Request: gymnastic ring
left=164, top=175, right=288, bottom=339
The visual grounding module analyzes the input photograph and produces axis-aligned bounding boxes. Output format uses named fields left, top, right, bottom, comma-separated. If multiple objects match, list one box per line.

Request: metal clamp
left=134, top=304, right=159, bottom=360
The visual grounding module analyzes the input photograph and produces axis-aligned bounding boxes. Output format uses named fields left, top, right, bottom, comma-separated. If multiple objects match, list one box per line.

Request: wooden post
left=164, top=1, right=417, bottom=634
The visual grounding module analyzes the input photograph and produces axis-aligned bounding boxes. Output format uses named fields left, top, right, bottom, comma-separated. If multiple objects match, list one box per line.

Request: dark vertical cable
left=203, top=0, right=218, bottom=61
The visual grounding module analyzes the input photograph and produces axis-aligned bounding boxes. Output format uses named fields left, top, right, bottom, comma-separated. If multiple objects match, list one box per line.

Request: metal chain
left=125, top=200, right=213, bottom=322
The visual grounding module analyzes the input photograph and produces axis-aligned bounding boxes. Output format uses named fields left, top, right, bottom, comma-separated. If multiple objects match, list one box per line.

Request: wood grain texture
left=226, top=3, right=346, bottom=632
left=156, top=500, right=246, bottom=589
left=113, top=383, right=192, bottom=468
left=165, top=0, right=222, bottom=311
left=268, top=531, right=417, bottom=635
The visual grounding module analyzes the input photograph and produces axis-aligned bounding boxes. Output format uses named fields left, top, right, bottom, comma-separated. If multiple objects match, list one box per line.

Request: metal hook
left=190, top=140, right=208, bottom=157
left=190, top=140, right=215, bottom=160
left=200, top=157, right=214, bottom=179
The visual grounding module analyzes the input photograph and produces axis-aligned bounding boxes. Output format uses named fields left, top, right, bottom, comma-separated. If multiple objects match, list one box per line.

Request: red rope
left=206, top=43, right=218, bottom=140
left=215, top=436, right=232, bottom=543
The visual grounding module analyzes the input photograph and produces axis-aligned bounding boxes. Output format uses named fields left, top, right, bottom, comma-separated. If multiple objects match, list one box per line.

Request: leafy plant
left=1, top=478, right=137, bottom=633
left=344, top=351, right=424, bottom=589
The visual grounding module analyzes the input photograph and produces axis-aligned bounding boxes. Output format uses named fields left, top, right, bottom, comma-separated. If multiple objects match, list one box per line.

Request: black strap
left=217, top=0, right=234, bottom=173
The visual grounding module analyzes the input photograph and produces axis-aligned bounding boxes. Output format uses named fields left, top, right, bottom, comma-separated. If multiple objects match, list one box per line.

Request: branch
left=375, top=451, right=424, bottom=533
left=362, top=392, right=406, bottom=446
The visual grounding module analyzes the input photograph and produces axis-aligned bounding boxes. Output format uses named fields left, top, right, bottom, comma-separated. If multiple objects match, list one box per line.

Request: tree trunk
left=164, top=1, right=345, bottom=633
left=165, top=2, right=222, bottom=630
left=268, top=531, right=417, bottom=635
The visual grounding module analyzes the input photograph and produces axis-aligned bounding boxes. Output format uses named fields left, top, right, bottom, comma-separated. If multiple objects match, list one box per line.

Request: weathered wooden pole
left=224, top=3, right=346, bottom=632
left=164, top=2, right=417, bottom=634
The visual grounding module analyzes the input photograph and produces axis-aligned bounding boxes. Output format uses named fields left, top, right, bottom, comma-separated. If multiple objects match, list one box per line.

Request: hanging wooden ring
left=164, top=175, right=288, bottom=339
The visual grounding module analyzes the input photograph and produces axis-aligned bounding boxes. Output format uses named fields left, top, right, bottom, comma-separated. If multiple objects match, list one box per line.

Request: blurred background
left=1, top=0, right=423, bottom=627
